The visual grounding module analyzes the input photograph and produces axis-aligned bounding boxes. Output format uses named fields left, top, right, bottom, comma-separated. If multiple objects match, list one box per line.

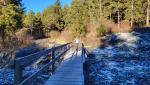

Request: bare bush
left=48, top=31, right=61, bottom=42
left=83, top=22, right=101, bottom=48
left=97, top=25, right=107, bottom=37
left=120, top=20, right=131, bottom=32
left=83, top=37, right=101, bottom=48
left=57, top=29, right=74, bottom=43
left=47, top=29, right=74, bottom=44
left=15, top=28, right=33, bottom=48
left=102, top=19, right=131, bottom=33
left=49, top=31, right=60, bottom=38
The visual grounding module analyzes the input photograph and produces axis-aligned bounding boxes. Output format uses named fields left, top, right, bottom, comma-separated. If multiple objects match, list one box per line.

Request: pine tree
left=23, top=10, right=36, bottom=28
left=0, top=0, right=23, bottom=42
left=34, top=16, right=43, bottom=38
left=36, top=12, right=42, bottom=20
left=23, top=11, right=44, bottom=38
left=0, top=0, right=22, bottom=6
left=23, top=10, right=36, bottom=35
left=103, top=0, right=113, bottom=20
left=0, top=4, right=23, bottom=42
left=62, top=5, right=69, bottom=28
left=67, top=0, right=87, bottom=37
left=147, top=0, right=150, bottom=26
left=41, top=0, right=63, bottom=32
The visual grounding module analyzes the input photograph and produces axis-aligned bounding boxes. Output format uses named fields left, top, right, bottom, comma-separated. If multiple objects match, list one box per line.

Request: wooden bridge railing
left=14, top=43, right=71, bottom=85
left=81, top=44, right=89, bottom=62
left=82, top=44, right=88, bottom=59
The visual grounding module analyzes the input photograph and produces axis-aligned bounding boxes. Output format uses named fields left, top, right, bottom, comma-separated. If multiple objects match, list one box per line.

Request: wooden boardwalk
left=44, top=49, right=84, bottom=85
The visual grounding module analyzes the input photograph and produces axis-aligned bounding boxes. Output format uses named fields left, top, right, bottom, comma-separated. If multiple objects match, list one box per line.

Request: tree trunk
left=30, top=26, right=33, bottom=36
left=118, top=1, right=120, bottom=29
left=1, top=29, right=5, bottom=44
left=110, top=12, right=112, bottom=22
left=147, top=0, right=150, bottom=26
left=131, top=0, right=134, bottom=27
left=99, top=0, right=102, bottom=26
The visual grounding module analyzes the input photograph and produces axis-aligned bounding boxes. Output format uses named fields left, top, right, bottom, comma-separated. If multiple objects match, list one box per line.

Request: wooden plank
left=44, top=50, right=84, bottom=85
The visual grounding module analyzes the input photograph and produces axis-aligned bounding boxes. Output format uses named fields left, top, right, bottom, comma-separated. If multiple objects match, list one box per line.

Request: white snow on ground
left=0, top=69, right=14, bottom=85
left=116, top=32, right=139, bottom=43
left=89, top=32, right=150, bottom=85
left=0, top=67, right=39, bottom=85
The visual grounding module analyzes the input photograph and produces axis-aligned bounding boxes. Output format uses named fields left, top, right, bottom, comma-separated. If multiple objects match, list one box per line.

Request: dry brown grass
left=48, top=29, right=74, bottom=44
left=0, top=28, right=45, bottom=68
left=45, top=20, right=131, bottom=48
left=57, top=29, right=74, bottom=43
left=102, top=19, right=131, bottom=33
left=82, top=20, right=131, bottom=48
left=82, top=22, right=101, bottom=48
left=48, top=31, right=60, bottom=42
left=0, top=28, right=33, bottom=52
left=82, top=37, right=101, bottom=48
left=15, top=28, right=33, bottom=48
left=48, top=31, right=60, bottom=39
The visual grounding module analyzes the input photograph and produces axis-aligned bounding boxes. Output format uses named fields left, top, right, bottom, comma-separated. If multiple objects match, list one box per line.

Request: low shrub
left=57, top=29, right=74, bottom=44
left=96, top=25, right=107, bottom=37
left=15, top=28, right=33, bottom=48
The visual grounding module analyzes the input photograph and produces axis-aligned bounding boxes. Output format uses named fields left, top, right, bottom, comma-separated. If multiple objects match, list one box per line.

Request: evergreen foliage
left=0, top=0, right=150, bottom=42
left=0, top=0, right=23, bottom=42
left=23, top=11, right=44, bottom=38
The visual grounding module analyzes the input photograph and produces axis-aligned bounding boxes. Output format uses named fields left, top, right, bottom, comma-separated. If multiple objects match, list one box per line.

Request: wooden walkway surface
left=44, top=49, right=84, bottom=85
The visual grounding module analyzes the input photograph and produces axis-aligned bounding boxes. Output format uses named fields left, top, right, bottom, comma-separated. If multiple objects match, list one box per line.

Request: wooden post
left=52, top=46, right=55, bottom=73
left=82, top=43, right=86, bottom=63
left=67, top=44, right=70, bottom=50
left=82, top=44, right=85, bottom=58
left=131, top=0, right=134, bottom=27
left=117, top=1, right=120, bottom=30
left=14, top=60, right=23, bottom=85
left=66, top=44, right=68, bottom=50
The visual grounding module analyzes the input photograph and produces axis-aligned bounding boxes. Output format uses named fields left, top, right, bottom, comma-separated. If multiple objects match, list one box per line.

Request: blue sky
left=22, top=0, right=72, bottom=13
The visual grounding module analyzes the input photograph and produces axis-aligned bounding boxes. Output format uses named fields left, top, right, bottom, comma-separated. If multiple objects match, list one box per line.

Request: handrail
left=81, top=44, right=89, bottom=62
left=14, top=43, right=71, bottom=85
left=15, top=43, right=70, bottom=67
left=82, top=44, right=90, bottom=85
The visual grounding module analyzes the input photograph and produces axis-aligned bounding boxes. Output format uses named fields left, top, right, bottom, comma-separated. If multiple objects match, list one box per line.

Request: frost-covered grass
left=0, top=66, right=50, bottom=85
left=0, top=69, right=14, bottom=85
left=0, top=48, right=74, bottom=85
left=88, top=32, right=150, bottom=85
